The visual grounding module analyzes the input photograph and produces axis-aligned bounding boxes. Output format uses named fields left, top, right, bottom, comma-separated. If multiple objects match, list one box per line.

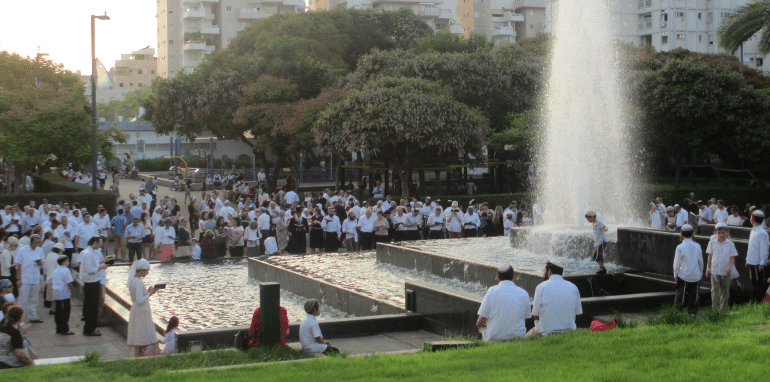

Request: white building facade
left=324, top=0, right=465, bottom=35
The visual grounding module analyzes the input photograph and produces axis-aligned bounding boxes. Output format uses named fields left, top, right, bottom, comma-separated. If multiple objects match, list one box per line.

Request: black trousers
left=374, top=235, right=389, bottom=247
left=260, top=230, right=270, bottom=254
left=674, top=278, right=700, bottom=314
left=748, top=265, right=768, bottom=302
left=405, top=230, right=420, bottom=241
left=127, top=243, right=142, bottom=263
left=359, top=232, right=374, bottom=250
left=463, top=228, right=478, bottom=238
left=230, top=246, right=244, bottom=257
left=324, top=232, right=338, bottom=252
left=54, top=298, right=71, bottom=334
left=428, top=230, right=443, bottom=240
left=393, top=231, right=406, bottom=242
left=63, top=248, right=74, bottom=264
left=83, top=282, right=101, bottom=334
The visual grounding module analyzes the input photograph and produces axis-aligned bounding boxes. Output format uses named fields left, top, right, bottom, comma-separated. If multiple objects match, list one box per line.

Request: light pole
left=36, top=49, right=49, bottom=86
left=91, top=12, right=110, bottom=192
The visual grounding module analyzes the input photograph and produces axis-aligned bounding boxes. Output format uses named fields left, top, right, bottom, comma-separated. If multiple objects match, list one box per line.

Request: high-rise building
left=458, top=0, right=546, bottom=45
left=327, top=0, right=465, bottom=35
left=545, top=0, right=768, bottom=72
left=157, top=0, right=306, bottom=78
left=83, top=47, right=158, bottom=104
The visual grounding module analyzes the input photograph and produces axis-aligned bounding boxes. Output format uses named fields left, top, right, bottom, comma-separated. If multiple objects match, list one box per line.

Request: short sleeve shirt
left=110, top=215, right=129, bottom=236
left=299, top=314, right=327, bottom=353
left=478, top=280, right=531, bottom=341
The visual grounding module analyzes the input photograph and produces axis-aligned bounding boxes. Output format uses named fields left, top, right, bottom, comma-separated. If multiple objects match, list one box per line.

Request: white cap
left=715, top=222, right=728, bottom=229
left=498, top=263, right=513, bottom=273
left=53, top=243, right=65, bottom=250
left=585, top=210, right=597, bottom=217
left=681, top=224, right=694, bottom=232
left=674, top=204, right=681, bottom=208
left=753, top=210, right=765, bottom=218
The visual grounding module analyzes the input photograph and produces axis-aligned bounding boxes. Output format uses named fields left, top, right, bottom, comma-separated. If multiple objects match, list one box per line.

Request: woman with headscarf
left=126, top=259, right=160, bottom=357
left=200, top=230, right=218, bottom=260
left=154, top=219, right=176, bottom=262
left=287, top=207, right=308, bottom=254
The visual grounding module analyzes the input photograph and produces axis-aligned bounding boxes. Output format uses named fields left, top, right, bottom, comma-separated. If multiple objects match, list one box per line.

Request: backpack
left=234, top=329, right=253, bottom=351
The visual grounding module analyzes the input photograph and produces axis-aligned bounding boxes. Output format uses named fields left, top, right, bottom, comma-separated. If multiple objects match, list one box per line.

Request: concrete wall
left=697, top=224, right=769, bottom=241
left=617, top=228, right=751, bottom=291
left=248, top=258, right=405, bottom=317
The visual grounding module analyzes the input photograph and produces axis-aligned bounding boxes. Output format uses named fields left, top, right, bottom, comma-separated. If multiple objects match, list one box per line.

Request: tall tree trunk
left=434, top=170, right=441, bottom=196
left=270, top=156, right=285, bottom=194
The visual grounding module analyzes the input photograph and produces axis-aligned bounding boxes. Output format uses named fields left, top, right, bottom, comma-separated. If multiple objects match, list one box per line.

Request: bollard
left=259, top=282, right=281, bottom=347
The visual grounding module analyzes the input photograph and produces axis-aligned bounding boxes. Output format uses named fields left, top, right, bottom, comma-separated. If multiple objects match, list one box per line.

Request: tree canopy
left=718, top=0, right=770, bottom=54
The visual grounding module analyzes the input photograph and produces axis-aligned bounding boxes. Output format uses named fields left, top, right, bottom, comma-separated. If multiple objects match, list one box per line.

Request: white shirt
left=503, top=219, right=515, bottom=236
left=477, top=280, right=531, bottom=341
left=161, top=329, right=181, bottom=354
left=54, top=221, right=77, bottom=249
left=713, top=207, right=729, bottom=224
left=446, top=210, right=463, bottom=233
left=673, top=238, right=704, bottom=282
left=299, top=314, right=327, bottom=353
left=462, top=212, right=480, bottom=230
left=381, top=201, right=391, bottom=212
left=351, top=205, right=362, bottom=219
left=649, top=211, right=661, bottom=229
left=1, top=249, right=13, bottom=277
left=532, top=204, right=542, bottom=225
left=706, top=238, right=738, bottom=276
left=405, top=213, right=422, bottom=231
left=17, top=245, right=44, bottom=284
left=3, top=213, right=21, bottom=232
left=696, top=207, right=713, bottom=226
left=531, top=275, right=582, bottom=335
left=746, top=225, right=770, bottom=266
left=284, top=191, right=300, bottom=205
left=427, top=213, right=444, bottom=231
left=726, top=215, right=744, bottom=226
left=392, top=214, right=407, bottom=231
left=593, top=220, right=607, bottom=247
left=154, top=226, right=176, bottom=245
left=140, top=194, right=153, bottom=209
left=321, top=215, right=341, bottom=237
left=342, top=218, right=358, bottom=242
left=357, top=214, right=376, bottom=233
left=676, top=209, right=689, bottom=228
left=74, top=222, right=99, bottom=249
left=192, top=245, right=201, bottom=260
left=257, top=213, right=271, bottom=231
left=49, top=265, right=74, bottom=300
left=219, top=206, right=236, bottom=222
left=79, top=247, right=102, bottom=283
left=93, top=213, right=111, bottom=235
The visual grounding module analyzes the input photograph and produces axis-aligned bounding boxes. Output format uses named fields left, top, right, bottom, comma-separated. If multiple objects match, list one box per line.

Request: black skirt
left=309, top=228, right=324, bottom=249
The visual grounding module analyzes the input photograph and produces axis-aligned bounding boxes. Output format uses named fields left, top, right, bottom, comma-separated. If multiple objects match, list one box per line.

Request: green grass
left=10, top=304, right=770, bottom=381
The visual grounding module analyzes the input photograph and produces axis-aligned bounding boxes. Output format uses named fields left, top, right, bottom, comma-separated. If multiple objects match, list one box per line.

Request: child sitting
left=161, top=316, right=180, bottom=354
left=299, top=299, right=339, bottom=356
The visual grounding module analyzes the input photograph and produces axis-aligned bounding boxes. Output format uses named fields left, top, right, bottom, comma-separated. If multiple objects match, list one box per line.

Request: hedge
left=1, top=173, right=119, bottom=213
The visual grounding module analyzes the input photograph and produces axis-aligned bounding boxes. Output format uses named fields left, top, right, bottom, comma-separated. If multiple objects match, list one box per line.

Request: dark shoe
left=29, top=319, right=44, bottom=323
left=49, top=311, right=56, bottom=315
left=81, top=317, right=85, bottom=321
left=96, top=321, right=111, bottom=327
left=83, top=332, right=102, bottom=337
left=596, top=268, right=607, bottom=274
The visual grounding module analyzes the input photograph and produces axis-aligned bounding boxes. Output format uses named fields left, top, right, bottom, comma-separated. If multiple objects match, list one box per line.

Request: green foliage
left=413, top=32, right=493, bottom=54
left=134, top=157, right=173, bottom=172
left=718, top=0, right=770, bottom=54
left=702, top=308, right=729, bottom=324
left=647, top=305, right=697, bottom=326
left=0, top=174, right=117, bottom=213
left=488, top=111, right=539, bottom=162
left=97, top=88, right=153, bottom=121
left=609, top=309, right=639, bottom=329
left=0, top=50, right=81, bottom=91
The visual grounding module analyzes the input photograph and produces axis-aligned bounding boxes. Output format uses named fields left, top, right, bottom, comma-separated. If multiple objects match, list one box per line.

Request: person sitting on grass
left=527, top=262, right=582, bottom=338
left=249, top=306, right=290, bottom=348
left=477, top=264, right=531, bottom=342
left=300, top=299, right=339, bottom=356
left=161, top=316, right=181, bottom=355
left=0, top=306, right=33, bottom=368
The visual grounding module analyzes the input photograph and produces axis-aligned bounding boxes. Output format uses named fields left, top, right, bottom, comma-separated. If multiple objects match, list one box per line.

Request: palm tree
left=718, top=0, right=770, bottom=54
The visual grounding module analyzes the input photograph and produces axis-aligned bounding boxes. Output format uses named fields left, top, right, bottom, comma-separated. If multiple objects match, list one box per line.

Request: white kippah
left=681, top=224, right=694, bottom=232
left=715, top=222, right=728, bottom=229
left=498, top=264, right=512, bottom=273
left=753, top=210, right=765, bottom=218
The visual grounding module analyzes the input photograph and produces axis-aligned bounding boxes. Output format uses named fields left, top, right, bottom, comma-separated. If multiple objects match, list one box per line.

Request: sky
left=0, top=1, right=158, bottom=74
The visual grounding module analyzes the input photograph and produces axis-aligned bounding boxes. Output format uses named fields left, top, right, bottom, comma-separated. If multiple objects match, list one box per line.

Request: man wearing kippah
left=477, top=264, right=531, bottom=342
left=527, top=261, right=582, bottom=337
left=673, top=224, right=703, bottom=315
left=746, top=210, right=770, bottom=302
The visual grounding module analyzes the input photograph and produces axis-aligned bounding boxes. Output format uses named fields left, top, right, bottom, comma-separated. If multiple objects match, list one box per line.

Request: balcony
left=201, top=0, right=219, bottom=3
left=439, top=9, right=453, bottom=19
left=637, top=20, right=652, bottom=30
left=202, top=25, right=220, bottom=34
left=420, top=7, right=441, bottom=17
left=492, top=26, right=515, bottom=36
left=450, top=26, right=464, bottom=34
left=184, top=41, right=206, bottom=51
left=237, top=8, right=273, bottom=20
left=492, top=12, right=524, bottom=23
left=183, top=9, right=205, bottom=19
left=282, top=0, right=306, bottom=6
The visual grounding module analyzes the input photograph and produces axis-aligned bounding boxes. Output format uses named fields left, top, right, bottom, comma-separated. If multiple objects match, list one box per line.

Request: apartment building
left=83, top=47, right=158, bottom=103
left=458, top=0, right=545, bottom=44
left=546, top=0, right=768, bottom=71
left=327, top=0, right=465, bottom=34
left=157, top=0, right=305, bottom=78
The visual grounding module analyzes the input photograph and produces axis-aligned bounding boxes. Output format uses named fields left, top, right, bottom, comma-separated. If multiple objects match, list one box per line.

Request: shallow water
left=106, top=259, right=352, bottom=330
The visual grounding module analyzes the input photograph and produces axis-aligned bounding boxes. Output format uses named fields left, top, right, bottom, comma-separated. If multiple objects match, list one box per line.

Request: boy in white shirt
left=299, top=299, right=339, bottom=356
left=48, top=255, right=75, bottom=335
left=585, top=211, right=608, bottom=274
left=705, top=223, right=737, bottom=310
left=191, top=239, right=201, bottom=260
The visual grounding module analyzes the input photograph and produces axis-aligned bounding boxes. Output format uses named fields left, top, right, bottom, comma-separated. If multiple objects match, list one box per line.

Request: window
left=661, top=35, right=668, bottom=44
left=130, top=83, right=133, bottom=87
left=119, top=83, right=124, bottom=87
left=676, top=34, right=684, bottom=39
left=138, top=83, right=143, bottom=87
left=675, top=12, right=684, bottom=17
left=698, top=35, right=702, bottom=42
left=758, top=58, right=764, bottom=67
left=530, top=24, right=534, bottom=29
left=698, top=12, right=701, bottom=19
left=529, top=10, right=533, bottom=15
left=138, top=69, right=143, bottom=74
left=226, top=6, right=232, bottom=10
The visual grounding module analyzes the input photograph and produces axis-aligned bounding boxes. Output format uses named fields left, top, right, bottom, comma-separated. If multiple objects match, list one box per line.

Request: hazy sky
left=1, top=1, right=158, bottom=74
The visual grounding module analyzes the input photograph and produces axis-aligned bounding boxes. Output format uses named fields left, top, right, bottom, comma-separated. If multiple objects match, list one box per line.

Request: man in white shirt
left=585, top=210, right=609, bottom=274
left=695, top=201, right=714, bottom=227
left=351, top=201, right=362, bottom=220
left=746, top=210, right=770, bottom=302
left=462, top=207, right=480, bottom=238
left=321, top=208, right=341, bottom=253
left=92, top=209, right=111, bottom=238
left=381, top=196, right=393, bottom=213
left=404, top=208, right=422, bottom=241
left=674, top=204, right=689, bottom=231
left=706, top=223, right=738, bottom=311
left=527, top=262, right=582, bottom=337
left=477, top=264, right=531, bottom=342
left=3, top=206, right=21, bottom=234
left=357, top=208, right=376, bottom=250
left=673, top=224, right=703, bottom=315
left=391, top=207, right=407, bottom=242
left=73, top=213, right=99, bottom=252
left=427, top=207, right=445, bottom=240
left=80, top=236, right=108, bottom=336
left=20, top=207, right=41, bottom=233
left=713, top=200, right=729, bottom=224
left=445, top=202, right=464, bottom=239
left=284, top=189, right=300, bottom=208
left=17, top=234, right=45, bottom=322
left=219, top=201, right=236, bottom=223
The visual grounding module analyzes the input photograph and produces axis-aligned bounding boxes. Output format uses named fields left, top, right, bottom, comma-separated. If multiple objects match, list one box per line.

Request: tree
left=413, top=32, right=493, bottom=54
left=632, top=57, right=770, bottom=187
left=315, top=77, right=489, bottom=196
left=718, top=0, right=770, bottom=54
left=97, top=88, right=153, bottom=121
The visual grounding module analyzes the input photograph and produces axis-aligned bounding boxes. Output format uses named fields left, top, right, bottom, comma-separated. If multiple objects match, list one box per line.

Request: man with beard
left=526, top=262, right=582, bottom=337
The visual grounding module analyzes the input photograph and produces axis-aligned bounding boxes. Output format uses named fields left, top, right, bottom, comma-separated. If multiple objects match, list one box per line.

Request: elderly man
left=357, top=208, right=376, bottom=250
left=674, top=204, right=689, bottom=231
left=527, top=262, right=582, bottom=337
left=477, top=264, right=531, bottom=342
left=696, top=201, right=714, bottom=227
left=80, top=236, right=108, bottom=336
left=673, top=224, right=703, bottom=315
left=426, top=207, right=445, bottom=240
left=404, top=207, right=422, bottom=241
left=73, top=213, right=99, bottom=253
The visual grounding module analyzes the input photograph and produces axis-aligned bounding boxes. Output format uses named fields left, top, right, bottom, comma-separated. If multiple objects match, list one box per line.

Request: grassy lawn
left=9, top=304, right=770, bottom=382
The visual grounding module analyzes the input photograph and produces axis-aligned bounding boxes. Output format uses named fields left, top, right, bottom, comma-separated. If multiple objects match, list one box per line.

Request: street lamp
left=91, top=12, right=110, bottom=192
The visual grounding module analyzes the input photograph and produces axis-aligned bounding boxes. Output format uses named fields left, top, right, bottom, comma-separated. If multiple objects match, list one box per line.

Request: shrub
left=648, top=305, right=697, bottom=326
left=1, top=173, right=118, bottom=213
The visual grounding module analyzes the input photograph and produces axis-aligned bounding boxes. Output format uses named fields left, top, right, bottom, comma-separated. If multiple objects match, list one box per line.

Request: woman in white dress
left=126, top=259, right=160, bottom=357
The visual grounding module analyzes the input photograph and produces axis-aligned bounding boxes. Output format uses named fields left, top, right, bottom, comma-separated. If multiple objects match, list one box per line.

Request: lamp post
left=36, top=50, right=49, bottom=86
left=91, top=12, right=110, bottom=192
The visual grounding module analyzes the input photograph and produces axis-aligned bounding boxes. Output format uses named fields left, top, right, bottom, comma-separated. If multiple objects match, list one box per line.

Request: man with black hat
left=746, top=210, right=769, bottom=302
left=527, top=261, right=582, bottom=337
left=673, top=224, right=703, bottom=315
left=477, top=264, right=531, bottom=341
